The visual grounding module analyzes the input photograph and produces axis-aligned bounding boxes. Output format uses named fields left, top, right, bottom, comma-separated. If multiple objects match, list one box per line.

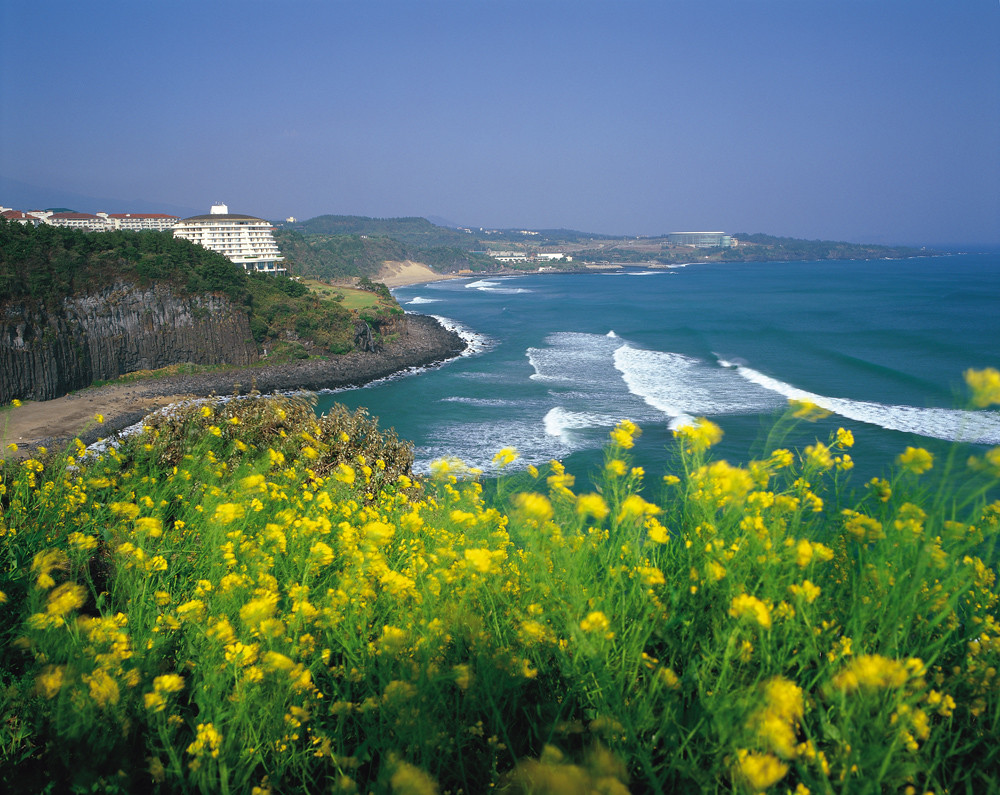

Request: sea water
left=315, top=253, right=1000, bottom=488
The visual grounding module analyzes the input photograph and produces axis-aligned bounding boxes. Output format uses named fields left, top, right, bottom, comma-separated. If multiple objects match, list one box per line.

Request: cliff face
left=1, top=283, right=258, bottom=403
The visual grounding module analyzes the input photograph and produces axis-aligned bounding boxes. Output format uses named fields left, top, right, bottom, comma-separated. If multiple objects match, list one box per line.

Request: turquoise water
left=316, top=254, right=1000, bottom=486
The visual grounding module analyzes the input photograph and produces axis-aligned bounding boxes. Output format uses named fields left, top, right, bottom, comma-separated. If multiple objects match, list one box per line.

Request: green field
left=1, top=371, right=999, bottom=794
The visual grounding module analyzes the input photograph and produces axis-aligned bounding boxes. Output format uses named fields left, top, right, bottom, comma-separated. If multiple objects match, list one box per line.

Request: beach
left=378, top=260, right=467, bottom=288
left=1, top=313, right=465, bottom=459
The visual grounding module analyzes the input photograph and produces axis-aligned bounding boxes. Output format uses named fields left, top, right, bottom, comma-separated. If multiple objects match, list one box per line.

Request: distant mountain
left=289, top=215, right=474, bottom=249
left=0, top=175, right=201, bottom=218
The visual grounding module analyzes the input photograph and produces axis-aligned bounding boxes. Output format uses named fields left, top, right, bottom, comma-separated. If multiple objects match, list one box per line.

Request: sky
left=1, top=0, right=998, bottom=246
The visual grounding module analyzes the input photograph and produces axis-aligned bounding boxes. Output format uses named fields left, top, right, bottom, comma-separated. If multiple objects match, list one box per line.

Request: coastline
left=1, top=313, right=466, bottom=459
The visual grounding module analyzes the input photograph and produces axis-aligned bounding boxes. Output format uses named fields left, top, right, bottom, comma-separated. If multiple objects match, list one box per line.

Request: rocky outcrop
left=0, top=283, right=258, bottom=403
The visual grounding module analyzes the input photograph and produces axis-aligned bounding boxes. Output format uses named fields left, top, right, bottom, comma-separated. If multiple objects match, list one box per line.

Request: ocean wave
left=412, top=416, right=575, bottom=475
left=406, top=296, right=440, bottom=305
left=613, top=345, right=781, bottom=421
left=465, top=278, right=532, bottom=294
left=428, top=314, right=495, bottom=356
left=543, top=406, right=621, bottom=438
left=441, top=396, right=522, bottom=407
left=733, top=365, right=1000, bottom=444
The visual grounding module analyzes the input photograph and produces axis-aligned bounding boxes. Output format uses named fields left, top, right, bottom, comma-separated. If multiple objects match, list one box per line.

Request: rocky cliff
left=1, top=283, right=258, bottom=403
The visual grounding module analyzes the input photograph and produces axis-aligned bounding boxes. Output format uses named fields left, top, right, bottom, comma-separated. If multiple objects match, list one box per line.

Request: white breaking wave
left=465, top=278, right=532, bottom=294
left=428, top=314, right=494, bottom=356
left=543, top=406, right=622, bottom=438
left=733, top=365, right=1000, bottom=444
left=407, top=296, right=440, bottom=305
left=613, top=345, right=781, bottom=429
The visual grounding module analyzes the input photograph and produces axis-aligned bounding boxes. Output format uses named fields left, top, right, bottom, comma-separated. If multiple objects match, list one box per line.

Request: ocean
left=316, top=253, right=1000, bottom=489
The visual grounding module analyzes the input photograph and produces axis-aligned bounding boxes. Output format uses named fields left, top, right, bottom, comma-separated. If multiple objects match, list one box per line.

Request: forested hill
left=275, top=220, right=497, bottom=281
left=288, top=216, right=471, bottom=249
left=724, top=233, right=927, bottom=262
left=0, top=219, right=376, bottom=362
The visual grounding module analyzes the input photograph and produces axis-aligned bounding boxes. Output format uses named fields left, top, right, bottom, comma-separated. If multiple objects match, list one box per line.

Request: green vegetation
left=274, top=228, right=495, bottom=282
left=0, top=221, right=404, bottom=361
left=0, top=220, right=246, bottom=306
left=1, top=370, right=999, bottom=793
left=288, top=216, right=473, bottom=249
left=722, top=234, right=926, bottom=262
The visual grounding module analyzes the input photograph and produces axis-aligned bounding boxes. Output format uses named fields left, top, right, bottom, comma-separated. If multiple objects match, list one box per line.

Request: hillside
left=274, top=227, right=496, bottom=282
left=0, top=221, right=404, bottom=402
left=278, top=215, right=936, bottom=279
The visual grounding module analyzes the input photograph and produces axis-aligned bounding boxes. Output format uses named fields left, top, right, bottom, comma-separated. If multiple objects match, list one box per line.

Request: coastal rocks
left=0, top=283, right=258, bottom=404
left=16, top=312, right=467, bottom=453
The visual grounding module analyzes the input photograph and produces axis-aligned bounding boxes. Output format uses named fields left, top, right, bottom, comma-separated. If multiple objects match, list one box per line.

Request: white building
left=46, top=211, right=107, bottom=231
left=104, top=212, right=179, bottom=231
left=172, top=204, right=286, bottom=275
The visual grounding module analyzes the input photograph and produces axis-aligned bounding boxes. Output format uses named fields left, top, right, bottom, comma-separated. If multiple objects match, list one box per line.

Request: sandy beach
left=377, top=260, right=469, bottom=288
left=1, top=313, right=466, bottom=460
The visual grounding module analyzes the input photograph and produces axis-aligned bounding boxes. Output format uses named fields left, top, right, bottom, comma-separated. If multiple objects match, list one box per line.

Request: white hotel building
left=172, top=204, right=286, bottom=275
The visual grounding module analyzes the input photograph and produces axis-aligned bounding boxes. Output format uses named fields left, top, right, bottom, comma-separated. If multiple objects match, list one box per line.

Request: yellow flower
left=309, top=541, right=335, bottom=567
left=187, top=722, right=223, bottom=761
left=835, top=427, right=855, bottom=448
left=789, top=400, right=831, bottom=421
left=674, top=417, right=723, bottom=453
left=153, top=673, right=185, bottom=694
left=788, top=580, right=821, bottom=603
left=68, top=532, right=98, bottom=553
left=575, top=493, right=609, bottom=521
left=464, top=548, right=500, bottom=574
left=831, top=654, right=913, bottom=692
left=35, top=665, right=66, bottom=698
left=84, top=668, right=120, bottom=708
left=609, top=419, right=640, bottom=449
left=729, top=593, right=772, bottom=629
left=842, top=509, right=884, bottom=543
left=389, top=760, right=439, bottom=795
left=580, top=610, right=613, bottom=638
left=212, top=502, right=246, bottom=524
left=617, top=494, right=661, bottom=522
left=492, top=447, right=519, bottom=467
left=334, top=462, right=356, bottom=485
left=605, top=458, right=628, bottom=477
left=804, top=441, right=834, bottom=470
left=95, top=413, right=104, bottom=424
left=514, top=492, right=554, bottom=522
left=965, top=367, right=1000, bottom=407
left=868, top=477, right=892, bottom=502
left=897, top=446, right=934, bottom=475
left=45, top=582, right=86, bottom=618
left=135, top=517, right=163, bottom=537
left=733, top=749, right=788, bottom=790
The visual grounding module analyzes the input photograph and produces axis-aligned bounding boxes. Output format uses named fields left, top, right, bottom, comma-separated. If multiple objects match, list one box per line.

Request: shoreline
left=1, top=313, right=466, bottom=460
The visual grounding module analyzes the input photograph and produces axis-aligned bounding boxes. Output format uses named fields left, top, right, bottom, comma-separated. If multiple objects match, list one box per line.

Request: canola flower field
left=1, top=370, right=1000, bottom=795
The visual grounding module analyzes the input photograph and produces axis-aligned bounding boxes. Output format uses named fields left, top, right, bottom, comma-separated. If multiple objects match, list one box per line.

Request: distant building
left=172, top=204, right=286, bottom=275
left=46, top=211, right=107, bottom=231
left=666, top=231, right=736, bottom=248
left=103, top=212, right=179, bottom=231
left=0, top=208, right=41, bottom=226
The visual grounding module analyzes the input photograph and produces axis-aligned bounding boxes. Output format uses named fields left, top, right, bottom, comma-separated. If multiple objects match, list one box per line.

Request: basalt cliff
left=1, top=283, right=258, bottom=404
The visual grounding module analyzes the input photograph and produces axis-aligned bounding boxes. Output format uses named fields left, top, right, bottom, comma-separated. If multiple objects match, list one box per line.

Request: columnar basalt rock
left=0, top=283, right=258, bottom=403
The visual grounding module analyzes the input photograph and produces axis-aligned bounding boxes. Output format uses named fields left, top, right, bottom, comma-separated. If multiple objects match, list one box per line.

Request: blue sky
left=1, top=0, right=997, bottom=245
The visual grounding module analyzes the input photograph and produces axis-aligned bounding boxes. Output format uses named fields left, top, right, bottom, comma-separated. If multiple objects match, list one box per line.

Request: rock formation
left=0, top=283, right=258, bottom=403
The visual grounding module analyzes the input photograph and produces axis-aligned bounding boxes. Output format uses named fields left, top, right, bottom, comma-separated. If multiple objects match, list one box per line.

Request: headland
left=1, top=313, right=465, bottom=458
